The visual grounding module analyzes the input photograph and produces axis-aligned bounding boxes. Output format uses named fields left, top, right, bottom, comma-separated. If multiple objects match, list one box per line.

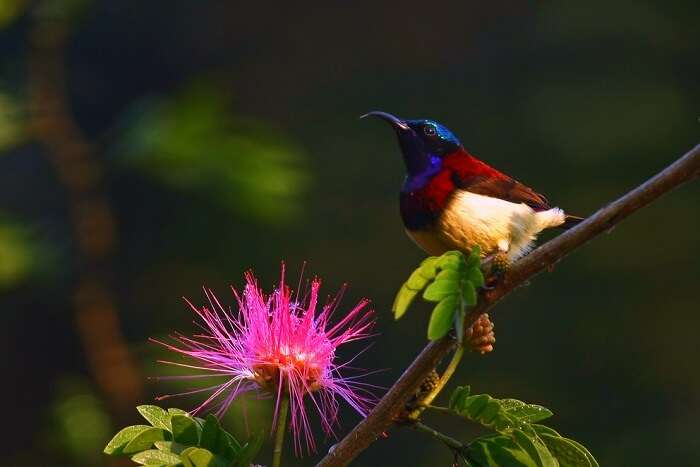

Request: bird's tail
left=559, top=214, right=584, bottom=230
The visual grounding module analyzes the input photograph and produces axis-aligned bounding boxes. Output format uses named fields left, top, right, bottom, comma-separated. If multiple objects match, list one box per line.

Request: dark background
left=1, top=1, right=699, bottom=465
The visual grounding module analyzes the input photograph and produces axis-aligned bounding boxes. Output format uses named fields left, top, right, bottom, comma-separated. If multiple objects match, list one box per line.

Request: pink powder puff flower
left=152, top=266, right=378, bottom=454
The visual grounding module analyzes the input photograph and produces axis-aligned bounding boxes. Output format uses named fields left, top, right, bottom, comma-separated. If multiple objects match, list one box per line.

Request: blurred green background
left=1, top=1, right=699, bottom=465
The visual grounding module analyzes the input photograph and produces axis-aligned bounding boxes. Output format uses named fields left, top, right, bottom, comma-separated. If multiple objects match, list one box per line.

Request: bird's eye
left=424, top=125, right=437, bottom=137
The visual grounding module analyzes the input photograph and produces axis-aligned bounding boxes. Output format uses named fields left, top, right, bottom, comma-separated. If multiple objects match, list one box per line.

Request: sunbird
left=363, top=111, right=582, bottom=272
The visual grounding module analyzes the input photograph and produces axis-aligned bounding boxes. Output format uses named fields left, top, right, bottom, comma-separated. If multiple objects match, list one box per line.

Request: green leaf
left=462, top=394, right=492, bottom=419
left=436, top=269, right=460, bottom=281
left=461, top=280, right=477, bottom=306
left=392, top=284, right=419, bottom=320
left=436, top=252, right=465, bottom=271
left=226, top=433, right=242, bottom=453
left=137, top=405, right=171, bottom=430
left=466, top=246, right=481, bottom=268
left=477, top=399, right=504, bottom=425
left=465, top=266, right=485, bottom=288
left=441, top=250, right=463, bottom=257
left=448, top=386, right=471, bottom=411
left=448, top=390, right=556, bottom=435
left=568, top=440, right=599, bottom=467
left=394, top=250, right=485, bottom=337
left=154, top=441, right=187, bottom=454
left=168, top=408, right=188, bottom=416
left=540, top=434, right=592, bottom=467
left=418, top=257, right=439, bottom=279
left=423, top=279, right=459, bottom=302
left=501, top=399, right=554, bottom=423
left=104, top=425, right=151, bottom=455
left=558, top=438, right=599, bottom=467
left=200, top=414, right=240, bottom=460
left=180, top=447, right=218, bottom=467
left=123, top=427, right=169, bottom=455
left=234, top=431, right=264, bottom=467
left=512, top=429, right=558, bottom=467
left=220, top=431, right=242, bottom=459
left=465, top=435, right=538, bottom=467
left=406, top=268, right=430, bottom=290
left=532, top=425, right=562, bottom=438
left=451, top=392, right=522, bottom=432
left=224, top=431, right=241, bottom=449
left=427, top=295, right=459, bottom=340
left=489, top=413, right=522, bottom=433
left=131, top=449, right=181, bottom=465
left=171, top=414, right=201, bottom=446
left=199, top=415, right=220, bottom=452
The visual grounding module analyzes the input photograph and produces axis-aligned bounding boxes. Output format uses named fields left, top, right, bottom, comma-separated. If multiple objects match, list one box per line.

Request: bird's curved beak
left=361, top=111, right=429, bottom=175
left=360, top=111, right=410, bottom=131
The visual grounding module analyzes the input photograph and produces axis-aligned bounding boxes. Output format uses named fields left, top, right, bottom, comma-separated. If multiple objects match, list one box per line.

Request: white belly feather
left=408, top=191, right=566, bottom=261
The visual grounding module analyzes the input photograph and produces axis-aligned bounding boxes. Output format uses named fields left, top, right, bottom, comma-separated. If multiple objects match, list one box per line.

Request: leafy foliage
left=104, top=406, right=262, bottom=466
left=392, top=248, right=484, bottom=341
left=0, top=92, right=26, bottom=150
left=0, top=215, right=55, bottom=291
left=447, top=386, right=599, bottom=467
left=0, top=0, right=28, bottom=29
left=114, top=85, right=309, bottom=224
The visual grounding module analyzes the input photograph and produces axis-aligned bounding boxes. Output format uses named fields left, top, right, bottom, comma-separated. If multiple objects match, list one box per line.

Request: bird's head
left=362, top=111, right=461, bottom=176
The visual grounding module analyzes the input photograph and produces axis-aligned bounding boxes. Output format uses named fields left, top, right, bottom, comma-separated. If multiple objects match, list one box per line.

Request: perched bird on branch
left=363, top=111, right=582, bottom=272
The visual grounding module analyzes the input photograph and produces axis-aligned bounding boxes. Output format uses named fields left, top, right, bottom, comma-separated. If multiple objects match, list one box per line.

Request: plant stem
left=425, top=404, right=451, bottom=413
left=408, top=344, right=465, bottom=419
left=413, top=421, right=465, bottom=451
left=435, top=344, right=465, bottom=399
left=272, top=394, right=290, bottom=467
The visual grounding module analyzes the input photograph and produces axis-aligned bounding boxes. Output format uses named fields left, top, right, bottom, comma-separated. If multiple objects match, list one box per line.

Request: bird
left=362, top=111, right=582, bottom=272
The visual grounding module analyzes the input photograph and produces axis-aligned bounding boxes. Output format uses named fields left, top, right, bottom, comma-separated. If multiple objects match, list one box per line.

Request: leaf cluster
left=115, top=85, right=309, bottom=224
left=447, top=386, right=598, bottom=467
left=104, top=406, right=262, bottom=467
left=392, top=248, right=484, bottom=341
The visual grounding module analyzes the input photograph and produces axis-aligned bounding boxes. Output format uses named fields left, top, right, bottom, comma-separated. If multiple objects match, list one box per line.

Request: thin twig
left=413, top=422, right=465, bottom=451
left=424, top=405, right=452, bottom=413
left=317, top=143, right=700, bottom=467
left=407, top=344, right=464, bottom=420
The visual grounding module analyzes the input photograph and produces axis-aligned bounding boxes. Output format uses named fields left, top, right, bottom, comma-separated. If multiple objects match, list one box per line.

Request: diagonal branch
left=317, top=143, right=700, bottom=467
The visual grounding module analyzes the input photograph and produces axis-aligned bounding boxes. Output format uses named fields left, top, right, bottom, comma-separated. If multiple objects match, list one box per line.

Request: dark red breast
left=400, top=169, right=455, bottom=230
left=400, top=148, right=551, bottom=231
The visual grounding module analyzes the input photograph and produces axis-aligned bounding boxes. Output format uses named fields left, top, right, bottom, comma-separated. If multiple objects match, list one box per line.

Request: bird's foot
left=465, top=313, right=495, bottom=354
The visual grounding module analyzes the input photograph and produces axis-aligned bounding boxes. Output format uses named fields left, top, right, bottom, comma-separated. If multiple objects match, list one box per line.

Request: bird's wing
left=444, top=150, right=551, bottom=211
left=454, top=175, right=551, bottom=211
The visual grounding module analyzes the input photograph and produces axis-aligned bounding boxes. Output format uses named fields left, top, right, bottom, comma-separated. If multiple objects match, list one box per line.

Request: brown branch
left=317, top=143, right=700, bottom=467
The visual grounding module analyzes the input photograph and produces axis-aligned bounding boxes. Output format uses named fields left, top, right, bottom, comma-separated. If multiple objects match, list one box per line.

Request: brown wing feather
left=443, top=150, right=553, bottom=211
left=452, top=174, right=552, bottom=212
